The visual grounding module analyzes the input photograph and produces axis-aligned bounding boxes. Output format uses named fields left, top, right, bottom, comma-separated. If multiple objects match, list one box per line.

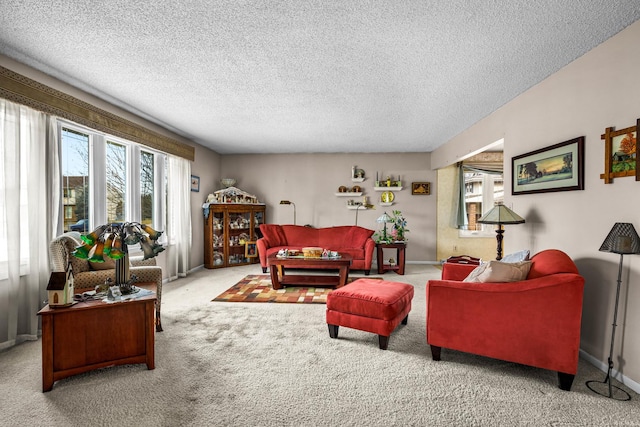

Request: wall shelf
left=335, top=192, right=363, bottom=197
left=374, top=186, right=403, bottom=191
left=346, top=205, right=370, bottom=210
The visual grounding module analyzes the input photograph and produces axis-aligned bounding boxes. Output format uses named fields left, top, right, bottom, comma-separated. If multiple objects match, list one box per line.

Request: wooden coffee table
left=37, top=286, right=156, bottom=392
left=267, top=253, right=353, bottom=290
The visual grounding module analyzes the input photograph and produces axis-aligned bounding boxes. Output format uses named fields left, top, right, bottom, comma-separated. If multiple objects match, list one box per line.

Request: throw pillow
left=463, top=260, right=532, bottom=283
left=501, top=249, right=530, bottom=263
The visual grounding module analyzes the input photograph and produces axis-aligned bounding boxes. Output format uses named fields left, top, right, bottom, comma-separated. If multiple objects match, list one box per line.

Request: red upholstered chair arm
left=441, top=262, right=477, bottom=281
left=426, top=273, right=584, bottom=375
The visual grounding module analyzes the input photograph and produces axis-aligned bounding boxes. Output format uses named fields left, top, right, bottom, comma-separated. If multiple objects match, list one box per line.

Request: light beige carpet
left=1, top=264, right=639, bottom=426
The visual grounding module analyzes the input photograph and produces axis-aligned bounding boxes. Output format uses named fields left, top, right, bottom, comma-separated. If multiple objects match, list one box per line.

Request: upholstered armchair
left=49, top=232, right=164, bottom=331
left=426, top=249, right=584, bottom=391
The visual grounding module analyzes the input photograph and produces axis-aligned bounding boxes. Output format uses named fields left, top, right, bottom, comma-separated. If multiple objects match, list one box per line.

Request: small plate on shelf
left=381, top=191, right=394, bottom=203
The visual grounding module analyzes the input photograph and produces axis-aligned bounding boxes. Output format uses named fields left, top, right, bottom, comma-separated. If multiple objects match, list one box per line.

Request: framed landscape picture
left=600, top=122, right=637, bottom=184
left=512, top=136, right=584, bottom=195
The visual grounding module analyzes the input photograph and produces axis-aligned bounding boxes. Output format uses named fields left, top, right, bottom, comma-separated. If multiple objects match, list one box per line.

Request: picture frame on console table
left=512, top=136, right=584, bottom=195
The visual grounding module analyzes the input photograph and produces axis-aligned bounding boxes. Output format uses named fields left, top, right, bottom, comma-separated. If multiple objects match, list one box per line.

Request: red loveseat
left=257, top=224, right=375, bottom=275
left=426, top=249, right=585, bottom=391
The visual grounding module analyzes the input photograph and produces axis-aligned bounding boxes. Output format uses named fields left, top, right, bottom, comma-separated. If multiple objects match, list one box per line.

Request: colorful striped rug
left=212, top=274, right=376, bottom=304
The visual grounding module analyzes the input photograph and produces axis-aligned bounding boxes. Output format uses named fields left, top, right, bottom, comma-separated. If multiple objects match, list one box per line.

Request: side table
left=376, top=242, right=406, bottom=275
left=37, top=288, right=156, bottom=392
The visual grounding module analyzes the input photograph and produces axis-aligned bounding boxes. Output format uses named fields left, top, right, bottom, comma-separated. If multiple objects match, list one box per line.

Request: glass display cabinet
left=204, top=203, right=266, bottom=269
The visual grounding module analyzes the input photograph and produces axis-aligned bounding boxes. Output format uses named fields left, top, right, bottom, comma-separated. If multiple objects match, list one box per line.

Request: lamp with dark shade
left=477, top=204, right=525, bottom=260
left=73, top=222, right=164, bottom=294
left=279, top=200, right=296, bottom=225
left=585, top=222, right=640, bottom=401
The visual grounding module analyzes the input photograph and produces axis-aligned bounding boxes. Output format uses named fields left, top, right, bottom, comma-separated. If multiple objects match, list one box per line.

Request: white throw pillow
left=501, top=249, right=530, bottom=263
left=463, top=260, right=532, bottom=283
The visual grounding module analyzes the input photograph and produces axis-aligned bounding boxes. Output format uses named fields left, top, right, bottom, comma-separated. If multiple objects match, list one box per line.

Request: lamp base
left=585, top=379, right=631, bottom=401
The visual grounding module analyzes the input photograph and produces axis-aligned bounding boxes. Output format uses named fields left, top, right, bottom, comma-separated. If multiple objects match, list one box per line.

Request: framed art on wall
left=191, top=175, right=200, bottom=192
left=411, top=182, right=430, bottom=195
left=512, top=136, right=584, bottom=195
left=600, top=121, right=637, bottom=184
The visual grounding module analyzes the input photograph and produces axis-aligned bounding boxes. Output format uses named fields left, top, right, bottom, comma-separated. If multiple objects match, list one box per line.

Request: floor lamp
left=477, top=204, right=525, bottom=260
left=585, top=222, right=640, bottom=401
left=279, top=200, right=296, bottom=225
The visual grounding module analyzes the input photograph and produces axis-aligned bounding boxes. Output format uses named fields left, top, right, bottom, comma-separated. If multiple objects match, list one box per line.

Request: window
left=60, top=122, right=167, bottom=242
left=460, top=170, right=504, bottom=237
left=140, top=151, right=154, bottom=225
left=106, top=140, right=127, bottom=224
left=61, top=127, right=90, bottom=232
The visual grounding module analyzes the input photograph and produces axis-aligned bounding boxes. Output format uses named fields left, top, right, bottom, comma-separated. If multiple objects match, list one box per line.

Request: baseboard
left=580, top=349, right=640, bottom=394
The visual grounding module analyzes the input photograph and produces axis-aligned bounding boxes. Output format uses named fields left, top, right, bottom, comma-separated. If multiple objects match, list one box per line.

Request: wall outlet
left=453, top=245, right=458, bottom=252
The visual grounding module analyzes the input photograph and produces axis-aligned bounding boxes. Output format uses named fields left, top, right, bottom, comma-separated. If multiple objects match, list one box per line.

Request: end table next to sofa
left=376, top=242, right=406, bottom=275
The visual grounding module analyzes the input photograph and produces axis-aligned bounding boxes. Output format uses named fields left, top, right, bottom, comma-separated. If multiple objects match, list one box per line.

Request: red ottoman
left=326, top=279, right=414, bottom=350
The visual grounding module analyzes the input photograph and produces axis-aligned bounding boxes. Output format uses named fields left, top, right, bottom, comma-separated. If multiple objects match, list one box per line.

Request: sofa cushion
left=282, top=225, right=320, bottom=247
left=260, top=224, right=288, bottom=247
left=346, top=226, right=374, bottom=248
left=464, top=260, right=532, bottom=283
left=501, top=249, right=530, bottom=263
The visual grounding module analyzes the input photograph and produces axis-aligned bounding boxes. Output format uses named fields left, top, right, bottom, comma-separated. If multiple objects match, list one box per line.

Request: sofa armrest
left=426, top=273, right=584, bottom=374
left=363, top=238, right=375, bottom=270
left=441, top=262, right=477, bottom=281
left=257, top=237, right=269, bottom=268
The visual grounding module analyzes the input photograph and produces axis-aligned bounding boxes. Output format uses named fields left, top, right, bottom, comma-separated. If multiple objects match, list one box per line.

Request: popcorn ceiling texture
left=1, top=1, right=639, bottom=154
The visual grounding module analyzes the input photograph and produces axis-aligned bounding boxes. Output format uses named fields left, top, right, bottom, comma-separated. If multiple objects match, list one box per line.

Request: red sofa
left=426, top=249, right=584, bottom=391
left=257, top=224, right=375, bottom=274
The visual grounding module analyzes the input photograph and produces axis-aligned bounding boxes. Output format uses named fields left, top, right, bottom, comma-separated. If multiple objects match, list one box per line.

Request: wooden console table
left=376, top=242, right=406, bottom=275
left=37, top=289, right=156, bottom=392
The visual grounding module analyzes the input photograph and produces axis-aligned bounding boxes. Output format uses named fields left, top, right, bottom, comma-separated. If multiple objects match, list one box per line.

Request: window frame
left=59, top=120, right=167, bottom=249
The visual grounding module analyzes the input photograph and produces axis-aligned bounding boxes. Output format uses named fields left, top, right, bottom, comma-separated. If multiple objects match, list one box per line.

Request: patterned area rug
left=212, top=275, right=375, bottom=304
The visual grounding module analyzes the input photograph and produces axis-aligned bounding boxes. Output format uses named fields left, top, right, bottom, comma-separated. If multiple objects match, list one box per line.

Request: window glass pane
left=463, top=172, right=504, bottom=232
left=61, top=128, right=90, bottom=233
left=141, top=151, right=154, bottom=225
left=107, top=141, right=127, bottom=224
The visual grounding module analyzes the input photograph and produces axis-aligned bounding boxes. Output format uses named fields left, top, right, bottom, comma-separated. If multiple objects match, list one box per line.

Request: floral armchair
left=49, top=232, right=164, bottom=331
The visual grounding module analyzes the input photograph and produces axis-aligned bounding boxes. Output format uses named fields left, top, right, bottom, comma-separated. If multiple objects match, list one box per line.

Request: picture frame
left=512, top=136, right=584, bottom=195
left=245, top=241, right=257, bottom=258
left=190, top=175, right=200, bottom=192
left=600, top=121, right=637, bottom=184
left=411, top=182, right=430, bottom=195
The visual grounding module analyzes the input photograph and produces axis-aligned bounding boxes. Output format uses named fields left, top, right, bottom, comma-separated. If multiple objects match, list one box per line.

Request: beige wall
left=436, top=165, right=498, bottom=262
left=217, top=153, right=437, bottom=262
left=432, top=20, right=640, bottom=387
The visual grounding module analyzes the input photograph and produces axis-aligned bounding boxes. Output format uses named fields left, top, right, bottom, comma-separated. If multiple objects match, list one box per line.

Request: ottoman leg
left=328, top=324, right=339, bottom=339
left=401, top=315, right=408, bottom=325
left=378, top=335, right=390, bottom=350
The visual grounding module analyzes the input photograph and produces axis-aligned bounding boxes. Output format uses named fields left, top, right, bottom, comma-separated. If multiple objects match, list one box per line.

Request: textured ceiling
left=1, top=1, right=639, bottom=154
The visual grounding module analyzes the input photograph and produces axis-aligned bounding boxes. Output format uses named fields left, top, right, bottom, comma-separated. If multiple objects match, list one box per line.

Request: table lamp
left=73, top=222, right=164, bottom=294
left=477, top=204, right=525, bottom=260
left=376, top=212, right=393, bottom=242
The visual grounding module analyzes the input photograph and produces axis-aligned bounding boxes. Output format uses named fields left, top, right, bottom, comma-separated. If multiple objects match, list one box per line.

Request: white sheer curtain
left=166, top=154, right=192, bottom=280
left=0, top=99, right=59, bottom=350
